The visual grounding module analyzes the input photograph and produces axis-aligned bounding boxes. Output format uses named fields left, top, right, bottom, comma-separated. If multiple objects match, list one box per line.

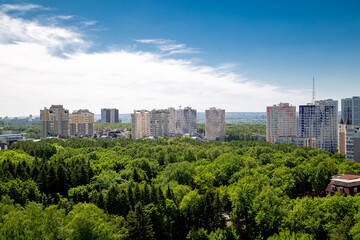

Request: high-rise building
left=266, top=103, right=296, bottom=143
left=40, top=105, right=70, bottom=138
left=175, top=107, right=197, bottom=135
left=341, top=96, right=360, bottom=125
left=70, top=109, right=94, bottom=137
left=131, top=107, right=198, bottom=139
left=131, top=110, right=150, bottom=139
left=298, top=99, right=338, bottom=152
left=205, top=107, right=225, bottom=141
left=101, top=108, right=119, bottom=123
left=338, top=120, right=360, bottom=162
left=149, top=109, right=173, bottom=138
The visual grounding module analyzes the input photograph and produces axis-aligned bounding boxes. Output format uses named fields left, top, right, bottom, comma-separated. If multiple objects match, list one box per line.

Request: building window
left=339, top=187, right=344, bottom=193
left=355, top=188, right=358, bottom=193
left=331, top=186, right=336, bottom=191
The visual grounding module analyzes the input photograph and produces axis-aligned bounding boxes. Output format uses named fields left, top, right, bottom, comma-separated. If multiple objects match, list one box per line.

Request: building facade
left=149, top=109, right=173, bottom=138
left=298, top=99, right=338, bottom=152
left=101, top=108, right=119, bottom=123
left=205, top=108, right=225, bottom=141
left=131, top=110, right=150, bottom=139
left=341, top=96, right=360, bottom=125
left=338, top=121, right=360, bottom=162
left=275, top=136, right=316, bottom=148
left=70, top=109, right=94, bottom=137
left=325, top=173, right=360, bottom=196
left=175, top=107, right=197, bottom=136
left=266, top=103, right=296, bottom=143
left=40, top=105, right=70, bottom=138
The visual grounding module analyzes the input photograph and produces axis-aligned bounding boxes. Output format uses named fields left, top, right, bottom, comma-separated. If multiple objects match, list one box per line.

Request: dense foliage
left=94, top=123, right=131, bottom=131
left=0, top=125, right=40, bottom=139
left=1, top=138, right=360, bottom=239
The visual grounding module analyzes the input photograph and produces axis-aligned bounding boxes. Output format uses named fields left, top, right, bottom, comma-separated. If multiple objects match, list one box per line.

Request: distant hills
left=94, top=112, right=267, bottom=124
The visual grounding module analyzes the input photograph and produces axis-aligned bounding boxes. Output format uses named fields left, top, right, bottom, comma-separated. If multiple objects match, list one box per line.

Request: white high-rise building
left=131, top=107, right=198, bottom=139
left=298, top=99, right=338, bottom=152
left=205, top=108, right=225, bottom=141
left=341, top=96, right=360, bottom=125
left=175, top=107, right=197, bottom=136
left=131, top=110, right=150, bottom=139
left=149, top=109, right=173, bottom=138
left=266, top=103, right=296, bottom=143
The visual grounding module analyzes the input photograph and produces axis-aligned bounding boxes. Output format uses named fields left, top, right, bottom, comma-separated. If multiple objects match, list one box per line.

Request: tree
left=106, top=184, right=120, bottom=215
left=64, top=203, right=113, bottom=240
left=126, top=203, right=154, bottom=240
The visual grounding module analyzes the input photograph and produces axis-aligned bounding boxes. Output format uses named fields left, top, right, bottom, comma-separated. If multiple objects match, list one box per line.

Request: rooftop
left=331, top=173, right=360, bottom=183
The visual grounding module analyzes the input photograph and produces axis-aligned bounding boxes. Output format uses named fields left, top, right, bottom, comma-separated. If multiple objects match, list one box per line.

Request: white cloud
left=0, top=4, right=309, bottom=117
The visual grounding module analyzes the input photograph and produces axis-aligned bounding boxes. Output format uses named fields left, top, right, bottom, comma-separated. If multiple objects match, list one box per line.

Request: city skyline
left=1, top=1, right=360, bottom=117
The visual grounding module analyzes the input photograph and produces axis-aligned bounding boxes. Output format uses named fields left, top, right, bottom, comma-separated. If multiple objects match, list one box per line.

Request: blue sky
left=0, top=0, right=359, bottom=116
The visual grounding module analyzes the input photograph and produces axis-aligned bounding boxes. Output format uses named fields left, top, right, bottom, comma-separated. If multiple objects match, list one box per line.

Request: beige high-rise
left=131, top=110, right=150, bottom=139
left=70, top=109, right=94, bottom=137
left=338, top=120, right=360, bottom=162
left=266, top=103, right=296, bottom=143
left=40, top=105, right=70, bottom=138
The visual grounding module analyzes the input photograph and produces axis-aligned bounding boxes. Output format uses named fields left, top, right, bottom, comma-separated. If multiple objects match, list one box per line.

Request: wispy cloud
left=136, top=38, right=200, bottom=55
left=0, top=5, right=89, bottom=55
left=0, top=3, right=48, bottom=13
left=0, top=3, right=308, bottom=116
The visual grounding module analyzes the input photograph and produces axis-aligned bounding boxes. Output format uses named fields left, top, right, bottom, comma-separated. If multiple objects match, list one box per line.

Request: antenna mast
left=312, top=76, right=315, bottom=104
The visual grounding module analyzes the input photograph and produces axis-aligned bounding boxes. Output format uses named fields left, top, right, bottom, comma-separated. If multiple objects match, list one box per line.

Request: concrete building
left=341, top=96, right=360, bottom=125
left=131, top=110, right=150, bottom=139
left=40, top=105, right=70, bottom=138
left=275, top=136, right=316, bottom=148
left=70, top=109, right=94, bottom=137
left=131, top=107, right=197, bottom=139
left=0, top=134, right=27, bottom=150
left=266, top=103, right=296, bottom=143
left=325, top=173, right=360, bottom=196
left=338, top=120, right=360, bottom=162
left=175, top=107, right=197, bottom=136
left=298, top=99, right=338, bottom=152
left=205, top=107, right=225, bottom=141
left=101, top=108, right=119, bottom=123
left=149, top=109, right=173, bottom=138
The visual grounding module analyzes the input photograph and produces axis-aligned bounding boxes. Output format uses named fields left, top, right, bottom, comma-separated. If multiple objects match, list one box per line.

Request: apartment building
left=266, top=103, right=296, bottom=143
left=205, top=107, right=225, bottom=141
left=40, top=105, right=70, bottom=138
left=70, top=109, right=94, bottom=137
left=298, top=99, right=338, bottom=152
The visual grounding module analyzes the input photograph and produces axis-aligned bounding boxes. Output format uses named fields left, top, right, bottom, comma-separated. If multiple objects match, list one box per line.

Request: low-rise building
left=96, top=128, right=130, bottom=139
left=275, top=136, right=316, bottom=148
left=0, top=133, right=27, bottom=150
left=325, top=173, right=360, bottom=196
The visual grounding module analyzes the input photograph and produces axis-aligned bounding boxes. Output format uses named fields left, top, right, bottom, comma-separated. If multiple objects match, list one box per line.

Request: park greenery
left=0, top=123, right=266, bottom=142
left=1, top=137, right=360, bottom=240
left=0, top=125, right=40, bottom=139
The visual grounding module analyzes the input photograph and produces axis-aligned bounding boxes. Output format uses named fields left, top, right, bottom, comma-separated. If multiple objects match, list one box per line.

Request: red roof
left=339, top=175, right=360, bottom=180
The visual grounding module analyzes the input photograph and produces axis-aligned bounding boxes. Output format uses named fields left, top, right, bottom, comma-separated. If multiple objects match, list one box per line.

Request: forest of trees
left=1, top=137, right=360, bottom=239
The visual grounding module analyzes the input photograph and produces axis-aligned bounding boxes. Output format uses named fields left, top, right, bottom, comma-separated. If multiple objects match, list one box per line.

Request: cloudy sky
left=1, top=0, right=360, bottom=117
